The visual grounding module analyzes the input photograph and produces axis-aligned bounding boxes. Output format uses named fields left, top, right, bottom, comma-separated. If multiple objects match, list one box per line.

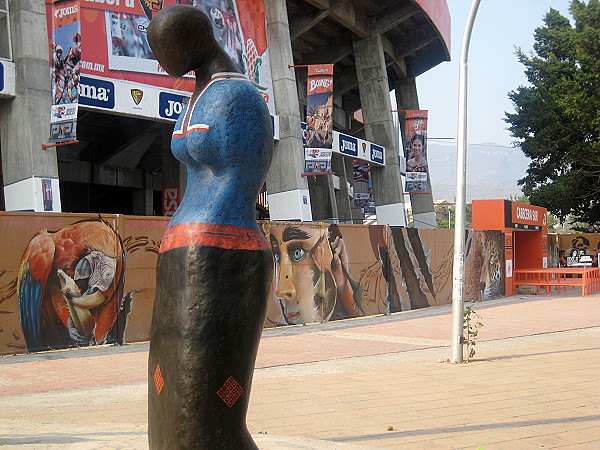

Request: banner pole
left=42, top=140, right=79, bottom=150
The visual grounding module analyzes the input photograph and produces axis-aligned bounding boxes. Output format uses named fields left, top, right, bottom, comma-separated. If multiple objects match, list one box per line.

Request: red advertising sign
left=162, top=187, right=180, bottom=216
left=45, top=0, right=274, bottom=120
left=510, top=202, right=547, bottom=229
left=403, top=110, right=429, bottom=194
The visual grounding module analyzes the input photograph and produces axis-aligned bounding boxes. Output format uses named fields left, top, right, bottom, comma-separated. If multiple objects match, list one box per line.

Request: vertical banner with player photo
left=403, top=110, right=429, bottom=194
left=304, top=64, right=334, bottom=175
left=49, top=0, right=81, bottom=143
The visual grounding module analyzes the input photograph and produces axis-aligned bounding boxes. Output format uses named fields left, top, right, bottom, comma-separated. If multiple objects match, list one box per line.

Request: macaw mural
left=17, top=218, right=125, bottom=351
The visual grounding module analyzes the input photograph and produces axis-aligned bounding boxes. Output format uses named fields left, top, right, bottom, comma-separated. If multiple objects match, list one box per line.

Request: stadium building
left=0, top=0, right=450, bottom=227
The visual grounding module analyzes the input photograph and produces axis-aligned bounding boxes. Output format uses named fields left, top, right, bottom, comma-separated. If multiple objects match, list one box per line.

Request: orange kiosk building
left=472, top=200, right=549, bottom=296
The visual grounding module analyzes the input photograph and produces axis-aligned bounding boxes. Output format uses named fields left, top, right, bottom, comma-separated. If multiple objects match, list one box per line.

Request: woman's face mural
left=269, top=224, right=338, bottom=325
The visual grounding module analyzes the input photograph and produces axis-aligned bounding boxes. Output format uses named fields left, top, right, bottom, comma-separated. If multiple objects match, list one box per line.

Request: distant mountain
left=426, top=142, right=530, bottom=202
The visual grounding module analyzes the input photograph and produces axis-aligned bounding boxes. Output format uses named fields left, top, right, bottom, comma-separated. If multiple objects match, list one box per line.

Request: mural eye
left=288, top=243, right=307, bottom=263
left=292, top=248, right=306, bottom=262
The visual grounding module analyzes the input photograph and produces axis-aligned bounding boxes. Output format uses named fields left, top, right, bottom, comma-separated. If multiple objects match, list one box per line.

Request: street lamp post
left=450, top=0, right=481, bottom=364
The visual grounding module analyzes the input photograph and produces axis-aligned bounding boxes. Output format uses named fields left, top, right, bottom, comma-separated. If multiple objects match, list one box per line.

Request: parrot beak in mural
left=57, top=267, right=107, bottom=309
left=57, top=268, right=81, bottom=300
left=56, top=254, right=113, bottom=339
left=58, top=268, right=95, bottom=338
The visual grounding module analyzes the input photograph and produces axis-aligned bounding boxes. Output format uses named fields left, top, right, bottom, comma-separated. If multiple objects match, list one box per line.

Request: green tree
left=508, top=194, right=530, bottom=204
left=505, top=0, right=600, bottom=232
left=435, top=204, right=471, bottom=229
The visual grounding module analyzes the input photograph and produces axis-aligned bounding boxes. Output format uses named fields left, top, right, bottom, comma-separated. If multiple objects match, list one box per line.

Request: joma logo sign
left=80, top=84, right=110, bottom=101
left=78, top=77, right=115, bottom=109
left=159, top=92, right=188, bottom=120
left=54, top=5, right=78, bottom=18
left=371, top=145, right=383, bottom=162
left=339, top=136, right=358, bottom=156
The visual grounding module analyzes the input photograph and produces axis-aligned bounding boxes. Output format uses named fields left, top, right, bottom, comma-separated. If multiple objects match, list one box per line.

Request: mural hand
left=330, top=236, right=347, bottom=289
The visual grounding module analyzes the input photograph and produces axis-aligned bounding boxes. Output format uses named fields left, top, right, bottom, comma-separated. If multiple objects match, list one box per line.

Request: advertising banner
left=403, top=110, right=429, bottom=193
left=353, top=162, right=375, bottom=216
left=506, top=201, right=547, bottom=230
left=304, top=64, right=333, bottom=174
left=334, top=132, right=385, bottom=166
left=301, top=124, right=385, bottom=166
left=45, top=0, right=274, bottom=120
left=304, top=148, right=332, bottom=175
left=162, top=187, right=181, bottom=216
left=49, top=0, right=81, bottom=143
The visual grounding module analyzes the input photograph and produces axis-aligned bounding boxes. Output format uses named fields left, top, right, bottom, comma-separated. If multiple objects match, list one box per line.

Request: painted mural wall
left=0, top=213, right=167, bottom=356
left=557, top=233, right=600, bottom=266
left=0, top=212, right=505, bottom=356
left=262, top=223, right=504, bottom=327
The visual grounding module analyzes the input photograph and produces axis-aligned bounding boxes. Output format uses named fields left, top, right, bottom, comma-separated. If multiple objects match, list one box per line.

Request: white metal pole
left=451, top=0, right=481, bottom=364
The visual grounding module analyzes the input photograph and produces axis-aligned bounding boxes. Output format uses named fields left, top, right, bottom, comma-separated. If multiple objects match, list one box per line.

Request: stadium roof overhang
left=287, top=0, right=451, bottom=114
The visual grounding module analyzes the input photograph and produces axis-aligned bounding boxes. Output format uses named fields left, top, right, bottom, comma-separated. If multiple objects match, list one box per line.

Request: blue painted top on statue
left=169, top=73, right=273, bottom=230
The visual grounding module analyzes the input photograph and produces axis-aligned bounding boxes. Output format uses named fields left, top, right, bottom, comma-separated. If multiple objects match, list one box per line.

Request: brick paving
left=0, top=291, right=599, bottom=449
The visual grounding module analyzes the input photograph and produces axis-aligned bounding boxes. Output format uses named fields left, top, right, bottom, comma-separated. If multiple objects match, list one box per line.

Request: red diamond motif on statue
left=217, top=376, right=243, bottom=407
left=154, top=365, right=164, bottom=395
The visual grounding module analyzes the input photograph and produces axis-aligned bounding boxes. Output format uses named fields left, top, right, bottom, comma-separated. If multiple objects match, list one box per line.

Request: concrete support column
left=265, top=0, right=312, bottom=221
left=353, top=33, right=405, bottom=226
left=133, top=172, right=154, bottom=216
left=307, top=175, right=338, bottom=223
left=395, top=78, right=436, bottom=228
left=0, top=0, right=60, bottom=212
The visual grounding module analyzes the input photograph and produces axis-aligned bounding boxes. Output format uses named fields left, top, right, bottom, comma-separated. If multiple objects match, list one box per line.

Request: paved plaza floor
left=0, top=291, right=599, bottom=449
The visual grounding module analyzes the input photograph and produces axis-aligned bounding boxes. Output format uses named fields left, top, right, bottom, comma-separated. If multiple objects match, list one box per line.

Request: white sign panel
left=302, top=123, right=385, bottom=166
left=0, top=60, right=16, bottom=98
left=79, top=74, right=280, bottom=139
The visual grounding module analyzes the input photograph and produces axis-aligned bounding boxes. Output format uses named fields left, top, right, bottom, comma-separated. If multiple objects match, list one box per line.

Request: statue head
left=148, top=5, right=221, bottom=77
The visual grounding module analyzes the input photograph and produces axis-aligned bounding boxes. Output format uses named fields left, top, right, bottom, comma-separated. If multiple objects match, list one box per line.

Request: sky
left=416, top=0, right=574, bottom=148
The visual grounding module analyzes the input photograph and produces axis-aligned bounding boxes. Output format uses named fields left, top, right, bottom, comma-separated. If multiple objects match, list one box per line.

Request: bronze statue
left=147, top=5, right=273, bottom=448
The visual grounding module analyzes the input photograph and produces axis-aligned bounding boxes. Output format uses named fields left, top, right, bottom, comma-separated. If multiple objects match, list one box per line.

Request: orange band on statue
left=160, top=223, right=269, bottom=253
